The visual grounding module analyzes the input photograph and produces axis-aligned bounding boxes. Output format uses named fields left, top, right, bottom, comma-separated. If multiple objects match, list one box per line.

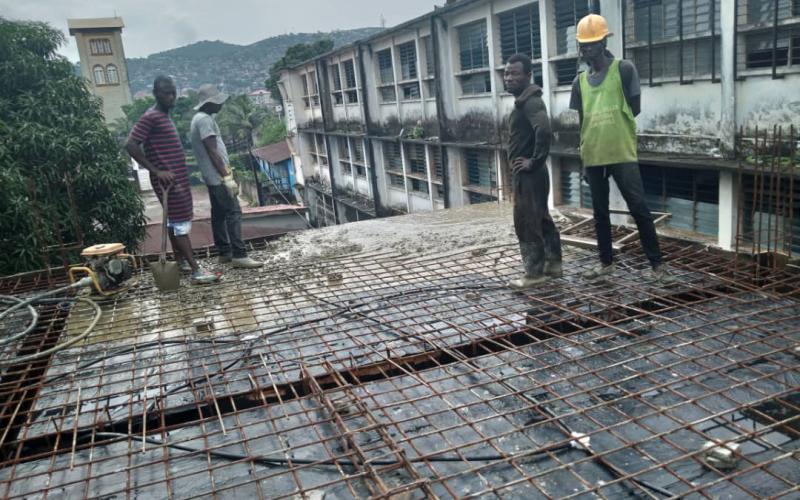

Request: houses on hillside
left=276, top=0, right=800, bottom=251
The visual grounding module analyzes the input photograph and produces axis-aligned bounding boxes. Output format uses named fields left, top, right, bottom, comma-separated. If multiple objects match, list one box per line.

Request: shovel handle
left=160, top=184, right=171, bottom=263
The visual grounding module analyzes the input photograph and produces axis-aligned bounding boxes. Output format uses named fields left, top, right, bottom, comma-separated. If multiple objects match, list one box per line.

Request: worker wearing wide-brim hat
left=568, top=14, right=677, bottom=286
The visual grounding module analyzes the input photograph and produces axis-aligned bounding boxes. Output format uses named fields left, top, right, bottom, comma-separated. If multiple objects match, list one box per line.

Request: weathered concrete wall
left=736, top=76, right=800, bottom=133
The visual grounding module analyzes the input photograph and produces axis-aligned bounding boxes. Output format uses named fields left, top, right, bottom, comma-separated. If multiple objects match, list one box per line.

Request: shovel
left=151, top=185, right=180, bottom=292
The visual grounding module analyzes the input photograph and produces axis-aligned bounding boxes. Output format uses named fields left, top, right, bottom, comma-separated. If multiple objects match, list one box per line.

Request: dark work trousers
left=584, top=163, right=662, bottom=266
left=207, top=185, right=247, bottom=259
left=513, top=166, right=562, bottom=266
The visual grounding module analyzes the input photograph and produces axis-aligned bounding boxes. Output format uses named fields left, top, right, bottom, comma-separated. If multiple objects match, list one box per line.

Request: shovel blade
left=151, top=261, right=180, bottom=292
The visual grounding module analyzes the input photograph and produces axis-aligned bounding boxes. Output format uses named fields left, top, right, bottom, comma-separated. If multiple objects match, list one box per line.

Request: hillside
left=125, top=28, right=381, bottom=96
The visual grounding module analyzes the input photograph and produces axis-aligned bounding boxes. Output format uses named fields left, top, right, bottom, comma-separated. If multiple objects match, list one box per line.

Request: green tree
left=255, top=112, right=287, bottom=147
left=265, top=39, right=334, bottom=103
left=217, top=94, right=267, bottom=146
left=217, top=95, right=270, bottom=205
left=111, top=90, right=198, bottom=149
left=0, top=18, right=146, bottom=274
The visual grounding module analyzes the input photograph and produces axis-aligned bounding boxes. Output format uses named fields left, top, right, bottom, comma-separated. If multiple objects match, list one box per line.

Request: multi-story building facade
left=278, top=0, right=800, bottom=250
left=68, top=17, right=133, bottom=124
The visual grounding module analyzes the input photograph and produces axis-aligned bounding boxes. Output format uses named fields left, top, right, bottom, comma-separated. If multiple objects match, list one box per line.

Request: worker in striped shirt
left=126, top=75, right=220, bottom=284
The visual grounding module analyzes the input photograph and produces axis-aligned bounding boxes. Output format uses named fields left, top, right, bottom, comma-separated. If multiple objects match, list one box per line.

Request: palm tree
left=218, top=95, right=268, bottom=205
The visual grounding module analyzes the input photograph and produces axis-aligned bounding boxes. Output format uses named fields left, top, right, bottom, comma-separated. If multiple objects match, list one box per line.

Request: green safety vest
left=579, top=59, right=638, bottom=167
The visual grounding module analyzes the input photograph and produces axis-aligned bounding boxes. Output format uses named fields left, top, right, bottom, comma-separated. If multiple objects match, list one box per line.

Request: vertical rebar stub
left=702, top=441, right=741, bottom=470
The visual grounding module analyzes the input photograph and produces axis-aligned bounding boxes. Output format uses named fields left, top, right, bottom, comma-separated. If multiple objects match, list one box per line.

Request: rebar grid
left=1, top=231, right=799, bottom=499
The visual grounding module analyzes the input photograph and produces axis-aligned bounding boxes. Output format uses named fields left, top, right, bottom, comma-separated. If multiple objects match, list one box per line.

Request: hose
left=0, top=277, right=101, bottom=368
left=89, top=432, right=572, bottom=467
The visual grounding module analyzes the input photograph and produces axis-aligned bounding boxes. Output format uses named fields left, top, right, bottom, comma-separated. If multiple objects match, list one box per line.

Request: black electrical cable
left=89, top=432, right=572, bottom=467
left=534, top=405, right=674, bottom=498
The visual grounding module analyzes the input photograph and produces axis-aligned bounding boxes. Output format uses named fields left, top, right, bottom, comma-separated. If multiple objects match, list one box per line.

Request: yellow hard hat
left=576, top=14, right=612, bottom=43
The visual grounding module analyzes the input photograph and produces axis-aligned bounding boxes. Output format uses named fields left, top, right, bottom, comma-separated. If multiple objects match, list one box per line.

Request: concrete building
left=252, top=140, right=298, bottom=203
left=68, top=17, right=133, bottom=123
left=248, top=89, right=273, bottom=107
left=278, top=0, right=800, bottom=250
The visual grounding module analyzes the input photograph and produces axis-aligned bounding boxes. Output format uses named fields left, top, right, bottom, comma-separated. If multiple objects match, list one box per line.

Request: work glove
left=222, top=174, right=239, bottom=198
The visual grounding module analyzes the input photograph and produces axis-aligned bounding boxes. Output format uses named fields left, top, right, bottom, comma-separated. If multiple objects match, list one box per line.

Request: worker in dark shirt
left=569, top=14, right=676, bottom=285
left=504, top=53, right=562, bottom=289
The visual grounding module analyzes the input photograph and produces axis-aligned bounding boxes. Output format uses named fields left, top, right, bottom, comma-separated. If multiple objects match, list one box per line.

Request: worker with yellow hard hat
left=569, top=14, right=677, bottom=286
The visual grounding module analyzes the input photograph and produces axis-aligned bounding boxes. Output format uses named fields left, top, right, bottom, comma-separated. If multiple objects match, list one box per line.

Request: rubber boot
left=508, top=242, right=547, bottom=290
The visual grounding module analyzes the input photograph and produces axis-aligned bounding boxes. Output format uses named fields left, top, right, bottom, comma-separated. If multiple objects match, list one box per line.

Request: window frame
left=330, top=64, right=344, bottom=105
left=342, top=59, right=359, bottom=104
left=92, top=65, right=106, bottom=85
left=397, top=41, right=418, bottom=81
left=105, top=64, right=119, bottom=85
left=497, top=3, right=545, bottom=87
left=552, top=0, right=594, bottom=86
left=89, top=38, right=112, bottom=56
left=457, top=20, right=492, bottom=95
left=463, top=148, right=497, bottom=196
left=382, top=141, right=403, bottom=174
left=625, top=0, right=721, bottom=86
left=735, top=0, right=800, bottom=78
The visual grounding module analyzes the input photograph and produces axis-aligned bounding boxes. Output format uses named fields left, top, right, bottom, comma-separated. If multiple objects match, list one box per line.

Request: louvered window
left=388, top=174, right=405, bottom=188
left=379, top=87, right=397, bottom=103
left=351, top=139, right=364, bottom=163
left=460, top=73, right=492, bottom=94
left=342, top=59, right=358, bottom=103
left=640, top=165, right=719, bottom=235
left=737, top=0, right=800, bottom=74
left=398, top=42, right=418, bottom=80
left=553, top=0, right=592, bottom=86
left=740, top=171, right=800, bottom=254
left=405, top=144, right=427, bottom=175
left=410, top=178, right=429, bottom=194
left=377, top=49, right=394, bottom=84
left=458, top=20, right=489, bottom=70
left=465, top=149, right=496, bottom=189
left=400, top=83, right=421, bottom=100
left=499, top=4, right=542, bottom=61
left=383, top=142, right=403, bottom=172
left=555, top=0, right=591, bottom=55
left=431, top=147, right=443, bottom=180
left=626, top=0, right=721, bottom=83
left=301, top=74, right=310, bottom=108
left=330, top=64, right=344, bottom=105
left=559, top=164, right=593, bottom=209
left=424, top=37, right=435, bottom=76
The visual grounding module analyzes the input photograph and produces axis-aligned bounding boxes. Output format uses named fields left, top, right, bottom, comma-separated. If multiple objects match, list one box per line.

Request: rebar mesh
left=1, top=223, right=798, bottom=498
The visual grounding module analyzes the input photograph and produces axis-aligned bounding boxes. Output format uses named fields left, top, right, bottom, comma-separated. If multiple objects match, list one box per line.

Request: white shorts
left=167, top=220, right=192, bottom=236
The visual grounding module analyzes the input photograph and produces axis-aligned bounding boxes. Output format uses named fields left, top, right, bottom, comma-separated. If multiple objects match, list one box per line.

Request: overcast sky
left=1, top=0, right=440, bottom=61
